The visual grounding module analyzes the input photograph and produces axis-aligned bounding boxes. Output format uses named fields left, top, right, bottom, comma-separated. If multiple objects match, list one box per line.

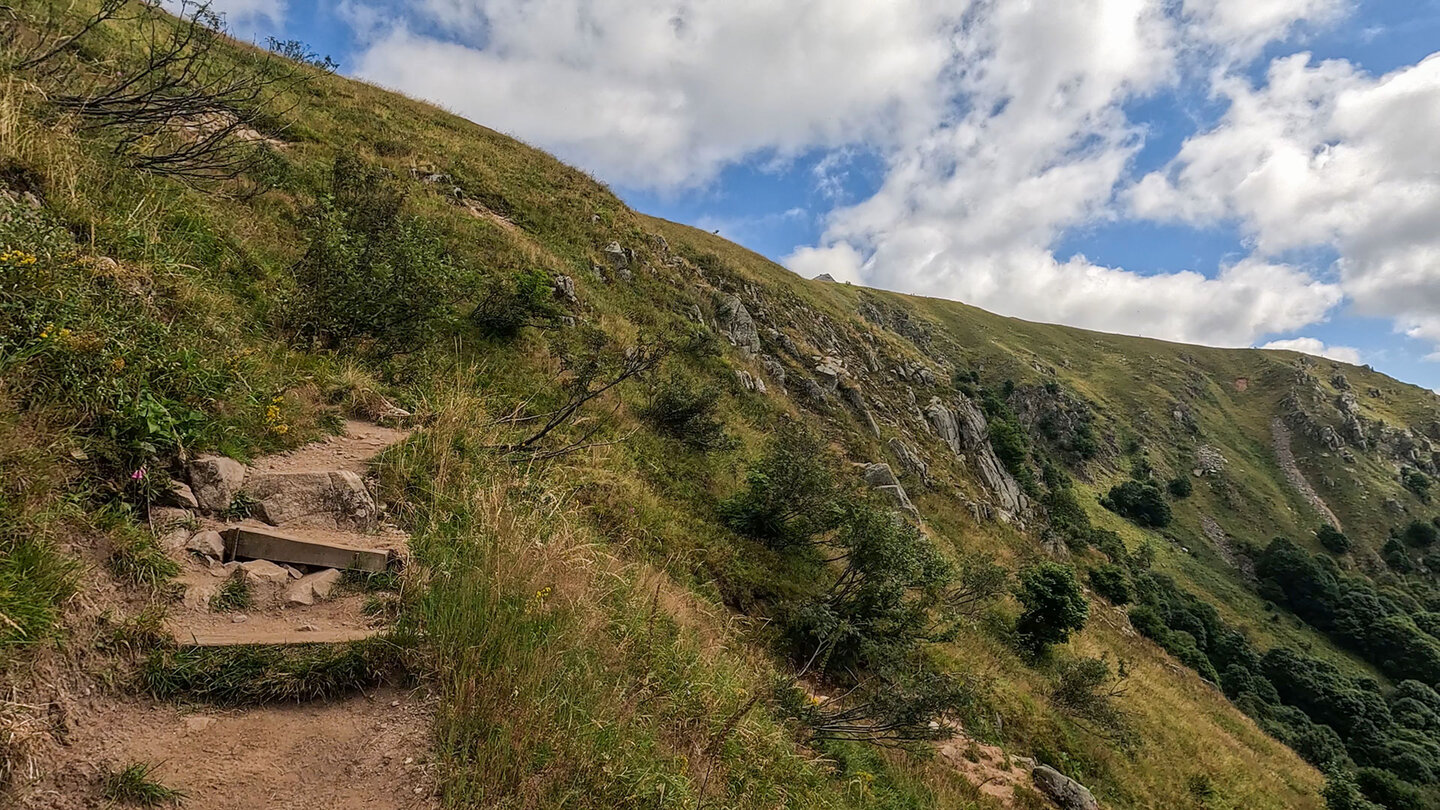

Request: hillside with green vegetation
left=3, top=3, right=1440, bottom=809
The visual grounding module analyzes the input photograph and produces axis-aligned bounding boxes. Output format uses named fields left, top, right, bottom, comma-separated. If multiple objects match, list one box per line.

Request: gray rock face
left=735, top=370, right=766, bottom=394
left=165, top=481, right=200, bottom=510
left=242, top=470, right=378, bottom=531
left=1194, top=445, right=1227, bottom=476
left=862, top=463, right=920, bottom=520
left=1031, top=765, right=1098, bottom=810
left=716, top=293, right=761, bottom=356
left=187, top=455, right=246, bottom=513
left=887, top=438, right=929, bottom=484
left=760, top=355, right=787, bottom=390
left=814, top=357, right=843, bottom=392
left=553, top=274, right=577, bottom=304
left=841, top=385, right=881, bottom=437
left=926, top=396, right=1028, bottom=518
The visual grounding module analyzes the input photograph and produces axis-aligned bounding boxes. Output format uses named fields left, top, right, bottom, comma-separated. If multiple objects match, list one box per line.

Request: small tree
left=1100, top=480, right=1172, bottom=528
left=1016, top=562, right=1089, bottom=654
left=470, top=269, right=564, bottom=339
left=719, top=425, right=843, bottom=547
left=1316, top=524, right=1351, bottom=555
left=1402, top=519, right=1438, bottom=548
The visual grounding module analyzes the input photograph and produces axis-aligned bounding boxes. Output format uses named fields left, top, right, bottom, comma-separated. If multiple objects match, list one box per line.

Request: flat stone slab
left=223, top=526, right=391, bottom=573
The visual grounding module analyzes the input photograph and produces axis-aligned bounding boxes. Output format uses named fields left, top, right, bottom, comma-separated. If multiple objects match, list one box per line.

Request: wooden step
left=223, top=525, right=392, bottom=572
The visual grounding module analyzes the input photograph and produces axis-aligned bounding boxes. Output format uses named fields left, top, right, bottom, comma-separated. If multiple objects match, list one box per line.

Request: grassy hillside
left=3, top=3, right=1440, bottom=808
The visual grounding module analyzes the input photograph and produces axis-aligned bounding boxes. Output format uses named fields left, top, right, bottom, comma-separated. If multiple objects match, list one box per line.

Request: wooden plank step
left=222, top=525, right=391, bottom=572
left=171, top=627, right=381, bottom=646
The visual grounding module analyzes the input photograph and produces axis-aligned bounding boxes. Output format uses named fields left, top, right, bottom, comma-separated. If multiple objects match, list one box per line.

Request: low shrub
left=1100, top=480, right=1172, bottom=528
left=469, top=268, right=564, bottom=339
left=1088, top=564, right=1132, bottom=605
left=638, top=369, right=729, bottom=450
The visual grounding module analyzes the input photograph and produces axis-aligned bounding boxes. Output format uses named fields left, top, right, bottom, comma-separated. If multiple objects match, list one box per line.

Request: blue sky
left=217, top=0, right=1440, bottom=392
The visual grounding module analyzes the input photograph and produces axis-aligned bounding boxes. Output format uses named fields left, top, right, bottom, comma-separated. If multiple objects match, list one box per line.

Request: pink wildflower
left=130, top=467, right=147, bottom=480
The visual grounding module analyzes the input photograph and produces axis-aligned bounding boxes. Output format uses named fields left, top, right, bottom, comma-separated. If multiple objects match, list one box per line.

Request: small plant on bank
left=638, top=369, right=730, bottom=450
left=210, top=575, right=252, bottom=612
left=108, top=532, right=180, bottom=591
left=101, top=761, right=186, bottom=806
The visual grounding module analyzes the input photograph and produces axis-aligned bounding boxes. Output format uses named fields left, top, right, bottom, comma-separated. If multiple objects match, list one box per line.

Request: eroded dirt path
left=1271, top=418, right=1342, bottom=529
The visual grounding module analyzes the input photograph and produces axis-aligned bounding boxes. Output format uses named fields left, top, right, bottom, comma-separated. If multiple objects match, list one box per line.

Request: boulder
left=242, top=470, right=378, bottom=530
left=164, top=481, right=200, bottom=510
left=1031, top=765, right=1099, bottom=810
left=927, top=396, right=1028, bottom=518
left=716, top=294, right=761, bottom=356
left=814, top=358, right=843, bottom=393
left=285, top=568, right=345, bottom=606
left=735, top=370, right=766, bottom=394
left=240, top=559, right=291, bottom=584
left=187, top=455, right=246, bottom=513
left=186, top=530, right=226, bottom=560
left=553, top=274, right=577, bottom=304
left=862, top=463, right=919, bottom=520
left=841, top=386, right=881, bottom=437
left=759, top=355, right=787, bottom=390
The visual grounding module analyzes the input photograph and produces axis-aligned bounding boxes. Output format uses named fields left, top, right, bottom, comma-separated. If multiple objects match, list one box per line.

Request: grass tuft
left=101, top=761, right=186, bottom=806
left=208, top=575, right=251, bottom=613
left=107, top=532, right=180, bottom=591
left=138, top=638, right=410, bottom=706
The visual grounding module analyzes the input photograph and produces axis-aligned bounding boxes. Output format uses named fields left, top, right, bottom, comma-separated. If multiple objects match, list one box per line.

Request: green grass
left=208, top=576, right=252, bottom=613
left=101, top=762, right=186, bottom=806
left=107, top=532, right=180, bottom=591
left=138, top=639, right=408, bottom=705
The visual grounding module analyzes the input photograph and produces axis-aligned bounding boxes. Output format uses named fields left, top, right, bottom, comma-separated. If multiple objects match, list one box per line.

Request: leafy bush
left=1317, top=523, right=1352, bottom=555
left=470, top=268, right=564, bottom=338
left=1402, top=519, right=1438, bottom=548
left=1167, top=476, right=1193, bottom=498
left=1051, top=654, right=1129, bottom=736
left=1354, top=768, right=1427, bottom=810
left=1015, top=562, right=1089, bottom=654
left=1088, top=564, right=1131, bottom=605
left=1100, top=480, right=1172, bottom=528
left=290, top=155, right=459, bottom=350
left=1402, top=468, right=1432, bottom=503
left=638, top=369, right=729, bottom=450
left=720, top=425, right=843, bottom=547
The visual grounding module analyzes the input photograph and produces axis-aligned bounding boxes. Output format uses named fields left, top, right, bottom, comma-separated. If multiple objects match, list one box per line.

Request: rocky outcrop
left=841, top=385, right=880, bottom=437
left=1193, top=445, right=1227, bottom=477
left=187, top=455, right=246, bottom=513
left=862, top=463, right=919, bottom=521
left=602, top=241, right=633, bottom=280
left=926, top=396, right=1028, bottom=519
left=814, top=357, right=843, bottom=393
left=1031, top=765, right=1099, bottom=810
left=716, top=293, right=761, bottom=356
left=1271, top=418, right=1341, bottom=530
left=735, top=370, right=767, bottom=394
left=553, top=274, right=577, bottom=304
left=759, top=355, right=787, bottom=391
left=887, top=438, right=929, bottom=484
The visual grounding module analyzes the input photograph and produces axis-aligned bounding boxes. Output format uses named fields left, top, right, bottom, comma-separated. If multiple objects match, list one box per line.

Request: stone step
left=223, top=525, right=393, bottom=573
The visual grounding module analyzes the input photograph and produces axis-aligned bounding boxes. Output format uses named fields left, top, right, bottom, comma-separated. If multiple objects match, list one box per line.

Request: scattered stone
left=841, top=385, right=881, bottom=437
left=759, top=354, right=787, bottom=390
left=1031, top=765, right=1098, bottom=810
left=298, top=623, right=319, bottom=632
left=164, top=481, right=200, bottom=510
left=183, top=716, right=214, bottom=734
left=814, top=357, right=843, bottom=392
left=240, top=559, right=291, bottom=584
left=230, top=614, right=249, bottom=624
left=186, top=530, right=226, bottom=560
left=1193, top=445, right=1227, bottom=477
left=187, top=455, right=246, bottom=513
left=285, top=568, right=345, bottom=606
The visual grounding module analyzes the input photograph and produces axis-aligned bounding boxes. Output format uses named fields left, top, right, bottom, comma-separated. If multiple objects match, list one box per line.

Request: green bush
left=1100, top=480, right=1172, bottom=528
left=638, top=369, right=729, bottom=450
left=469, top=268, right=564, bottom=338
left=1051, top=654, right=1128, bottom=734
left=1354, top=768, right=1427, bottom=810
left=1167, top=475, right=1193, bottom=498
left=719, top=424, right=843, bottom=547
left=1317, top=524, right=1352, bottom=555
left=290, top=155, right=459, bottom=350
left=1088, top=564, right=1132, bottom=605
left=1402, top=468, right=1432, bottom=503
left=1402, top=519, right=1438, bottom=548
left=1015, top=562, right=1089, bottom=654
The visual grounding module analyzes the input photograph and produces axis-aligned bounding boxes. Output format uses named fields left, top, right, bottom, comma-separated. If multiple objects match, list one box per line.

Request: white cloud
left=1131, top=52, right=1440, bottom=358
left=346, top=0, right=1397, bottom=355
left=1260, top=337, right=1362, bottom=364
left=166, top=0, right=285, bottom=31
left=353, top=0, right=968, bottom=189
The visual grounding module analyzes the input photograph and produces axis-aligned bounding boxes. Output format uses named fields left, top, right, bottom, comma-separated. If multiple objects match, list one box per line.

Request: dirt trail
left=936, top=734, right=1035, bottom=806
left=12, top=421, right=435, bottom=809
left=22, top=688, right=434, bottom=810
left=1271, top=418, right=1342, bottom=529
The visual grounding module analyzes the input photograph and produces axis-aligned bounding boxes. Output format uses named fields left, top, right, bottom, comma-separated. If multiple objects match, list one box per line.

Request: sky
left=206, top=0, right=1440, bottom=392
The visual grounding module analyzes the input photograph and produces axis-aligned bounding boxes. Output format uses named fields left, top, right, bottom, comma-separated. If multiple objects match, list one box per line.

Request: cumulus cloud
left=353, top=0, right=966, bottom=188
left=345, top=0, right=1403, bottom=355
left=166, top=0, right=285, bottom=30
left=1131, top=52, right=1440, bottom=357
left=1260, top=337, right=1362, bottom=364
